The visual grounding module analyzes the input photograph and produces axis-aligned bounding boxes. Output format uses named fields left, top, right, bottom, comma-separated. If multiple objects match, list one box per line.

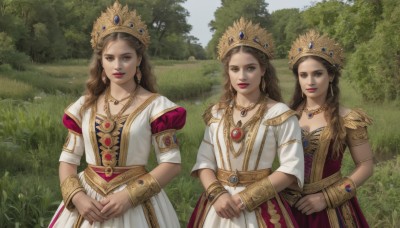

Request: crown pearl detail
left=217, top=17, right=274, bottom=60
left=90, top=1, right=150, bottom=49
left=288, top=30, right=344, bottom=69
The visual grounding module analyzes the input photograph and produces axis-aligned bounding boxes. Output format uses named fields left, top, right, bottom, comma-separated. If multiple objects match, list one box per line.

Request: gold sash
left=217, top=168, right=272, bottom=187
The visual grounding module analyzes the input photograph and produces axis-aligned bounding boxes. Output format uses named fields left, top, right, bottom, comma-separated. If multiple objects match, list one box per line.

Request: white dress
left=49, top=94, right=184, bottom=228
left=189, top=102, right=304, bottom=228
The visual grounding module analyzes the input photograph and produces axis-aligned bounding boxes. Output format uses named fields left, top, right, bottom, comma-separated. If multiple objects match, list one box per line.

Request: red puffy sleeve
left=62, top=114, right=82, bottom=134
left=150, top=107, right=186, bottom=134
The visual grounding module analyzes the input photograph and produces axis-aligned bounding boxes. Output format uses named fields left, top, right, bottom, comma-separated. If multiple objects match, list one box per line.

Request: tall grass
left=0, top=77, right=37, bottom=100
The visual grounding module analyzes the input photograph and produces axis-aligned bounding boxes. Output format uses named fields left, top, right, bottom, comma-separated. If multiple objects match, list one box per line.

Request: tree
left=270, top=8, right=307, bottom=58
left=206, top=0, right=270, bottom=58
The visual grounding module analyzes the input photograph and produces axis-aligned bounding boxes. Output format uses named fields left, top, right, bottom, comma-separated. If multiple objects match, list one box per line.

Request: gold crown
left=217, top=17, right=274, bottom=60
left=288, top=30, right=344, bottom=69
left=90, top=1, right=150, bottom=49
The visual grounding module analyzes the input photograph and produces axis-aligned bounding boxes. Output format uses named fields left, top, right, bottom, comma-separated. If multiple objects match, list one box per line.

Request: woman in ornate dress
left=48, top=2, right=185, bottom=227
left=285, top=30, right=374, bottom=227
left=187, top=17, right=304, bottom=228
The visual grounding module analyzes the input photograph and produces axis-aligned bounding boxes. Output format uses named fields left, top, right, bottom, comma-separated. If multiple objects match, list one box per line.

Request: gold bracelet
left=324, top=177, right=356, bottom=208
left=238, top=177, right=276, bottom=211
left=206, top=180, right=228, bottom=205
left=125, top=173, right=161, bottom=208
left=60, top=174, right=85, bottom=211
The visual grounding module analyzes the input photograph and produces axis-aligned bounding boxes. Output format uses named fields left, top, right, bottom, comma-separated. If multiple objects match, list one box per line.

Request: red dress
left=288, top=109, right=372, bottom=228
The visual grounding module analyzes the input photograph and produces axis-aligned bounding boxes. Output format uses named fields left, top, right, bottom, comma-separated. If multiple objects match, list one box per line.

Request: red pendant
left=230, top=127, right=244, bottom=142
left=101, top=119, right=115, bottom=133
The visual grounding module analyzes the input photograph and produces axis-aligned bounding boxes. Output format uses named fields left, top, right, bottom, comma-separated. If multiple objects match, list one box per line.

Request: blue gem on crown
left=113, top=15, right=120, bottom=25
left=308, top=41, right=314, bottom=49
left=239, top=31, right=245, bottom=40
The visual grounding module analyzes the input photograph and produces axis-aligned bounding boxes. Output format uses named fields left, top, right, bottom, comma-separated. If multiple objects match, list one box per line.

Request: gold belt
left=303, top=171, right=342, bottom=194
left=217, top=168, right=272, bottom=187
left=84, top=165, right=147, bottom=196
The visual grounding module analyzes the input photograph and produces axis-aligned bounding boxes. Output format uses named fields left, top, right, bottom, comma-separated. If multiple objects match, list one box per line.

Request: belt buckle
left=228, top=170, right=239, bottom=187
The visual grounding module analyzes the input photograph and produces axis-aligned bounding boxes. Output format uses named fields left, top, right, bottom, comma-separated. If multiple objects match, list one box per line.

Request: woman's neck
left=235, top=91, right=261, bottom=107
left=109, top=82, right=137, bottom=99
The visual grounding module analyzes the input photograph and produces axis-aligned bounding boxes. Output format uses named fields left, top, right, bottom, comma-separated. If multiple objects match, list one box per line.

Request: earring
left=136, top=66, right=142, bottom=84
left=330, top=81, right=334, bottom=97
left=261, top=78, right=266, bottom=92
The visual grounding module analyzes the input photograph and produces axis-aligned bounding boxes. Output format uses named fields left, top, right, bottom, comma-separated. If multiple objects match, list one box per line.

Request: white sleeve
left=274, top=115, right=304, bottom=188
left=152, top=129, right=181, bottom=164
left=59, top=130, right=84, bottom=165
left=191, top=125, right=217, bottom=176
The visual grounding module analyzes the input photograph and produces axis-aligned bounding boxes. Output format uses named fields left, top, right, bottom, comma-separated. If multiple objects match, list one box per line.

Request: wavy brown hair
left=81, top=32, right=157, bottom=114
left=289, top=56, right=345, bottom=158
left=218, top=46, right=282, bottom=109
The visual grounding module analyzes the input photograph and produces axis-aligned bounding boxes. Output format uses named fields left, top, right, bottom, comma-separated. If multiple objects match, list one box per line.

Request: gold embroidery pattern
left=202, top=103, right=220, bottom=126
left=239, top=177, right=276, bottom=211
left=142, top=200, right=160, bottom=228
left=84, top=166, right=147, bottom=196
left=301, top=127, right=324, bottom=155
left=267, top=200, right=281, bottom=227
left=277, top=139, right=301, bottom=150
left=95, top=115, right=127, bottom=176
left=62, top=131, right=73, bottom=153
left=154, top=129, right=179, bottom=153
left=263, top=110, right=297, bottom=126
left=60, top=174, right=85, bottom=211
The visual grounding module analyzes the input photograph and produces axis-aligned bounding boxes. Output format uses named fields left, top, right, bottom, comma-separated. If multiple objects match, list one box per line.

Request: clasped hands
left=71, top=190, right=132, bottom=224
left=212, top=192, right=245, bottom=219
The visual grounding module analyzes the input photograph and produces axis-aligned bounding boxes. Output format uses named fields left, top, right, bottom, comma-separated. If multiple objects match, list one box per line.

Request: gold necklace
left=303, top=103, right=327, bottom=119
left=234, top=95, right=263, bottom=117
left=109, top=93, right=131, bottom=105
left=225, top=97, right=267, bottom=158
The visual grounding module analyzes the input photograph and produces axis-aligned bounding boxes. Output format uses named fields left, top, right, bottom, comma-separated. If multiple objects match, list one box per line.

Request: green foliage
left=0, top=0, right=201, bottom=61
left=357, top=156, right=400, bottom=227
left=0, top=77, right=36, bottom=100
left=207, top=0, right=271, bottom=58
left=344, top=0, right=400, bottom=101
left=270, top=9, right=307, bottom=58
left=0, top=32, right=30, bottom=70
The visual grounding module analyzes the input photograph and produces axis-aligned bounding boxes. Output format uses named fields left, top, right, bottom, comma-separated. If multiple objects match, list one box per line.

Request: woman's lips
left=306, top=88, right=317, bottom=92
left=238, top=83, right=249, bottom=89
left=113, top=72, right=124, bottom=78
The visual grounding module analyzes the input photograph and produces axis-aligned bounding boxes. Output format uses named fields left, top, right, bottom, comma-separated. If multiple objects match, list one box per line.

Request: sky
left=182, top=0, right=322, bottom=47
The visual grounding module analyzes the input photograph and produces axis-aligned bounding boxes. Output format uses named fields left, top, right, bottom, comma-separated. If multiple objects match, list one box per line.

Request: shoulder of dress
left=202, top=103, right=221, bottom=126
left=263, top=103, right=298, bottom=126
left=342, top=108, right=373, bottom=129
left=64, top=96, right=85, bottom=118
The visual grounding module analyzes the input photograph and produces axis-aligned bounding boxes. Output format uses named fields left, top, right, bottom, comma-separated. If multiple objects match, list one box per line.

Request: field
left=0, top=59, right=399, bottom=227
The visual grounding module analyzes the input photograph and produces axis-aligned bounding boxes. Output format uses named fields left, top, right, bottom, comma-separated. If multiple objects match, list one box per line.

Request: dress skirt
left=49, top=172, right=180, bottom=228
left=188, top=185, right=298, bottom=228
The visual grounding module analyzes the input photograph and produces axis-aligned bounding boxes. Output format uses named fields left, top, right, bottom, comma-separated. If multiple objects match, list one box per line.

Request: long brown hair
left=81, top=32, right=157, bottom=113
left=218, top=46, right=282, bottom=108
left=289, top=56, right=345, bottom=158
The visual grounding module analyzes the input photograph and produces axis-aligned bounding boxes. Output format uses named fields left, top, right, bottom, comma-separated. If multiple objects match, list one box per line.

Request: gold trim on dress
left=202, top=103, right=220, bottom=126
left=142, top=200, right=160, bottom=228
left=84, top=165, right=147, bottom=196
left=217, top=168, right=271, bottom=187
left=263, top=110, right=297, bottom=126
left=119, top=94, right=160, bottom=166
left=310, top=126, right=331, bottom=182
left=277, top=139, right=301, bottom=149
left=89, top=103, right=101, bottom=165
left=303, top=171, right=342, bottom=194
left=216, top=115, right=227, bottom=170
left=62, top=131, right=73, bottom=153
left=202, top=139, right=213, bottom=146
left=254, top=124, right=269, bottom=170
left=274, top=195, right=295, bottom=228
left=64, top=109, right=82, bottom=130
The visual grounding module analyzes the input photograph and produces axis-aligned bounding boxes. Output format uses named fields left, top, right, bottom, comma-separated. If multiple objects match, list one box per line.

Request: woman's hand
left=295, top=192, right=327, bottom=215
left=72, top=191, right=107, bottom=224
left=100, top=189, right=132, bottom=219
left=212, top=193, right=241, bottom=219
